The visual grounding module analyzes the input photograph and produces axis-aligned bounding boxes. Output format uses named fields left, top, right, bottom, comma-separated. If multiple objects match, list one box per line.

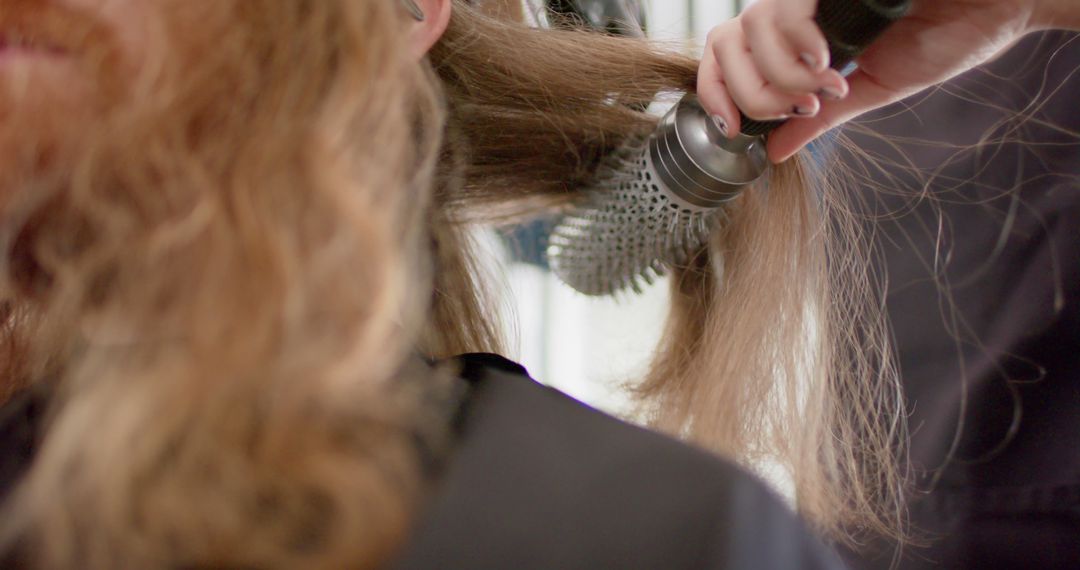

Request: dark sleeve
left=394, top=354, right=845, bottom=570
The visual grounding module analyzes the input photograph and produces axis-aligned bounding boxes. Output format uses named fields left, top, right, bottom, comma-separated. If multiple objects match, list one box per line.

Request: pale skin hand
left=699, top=0, right=1080, bottom=164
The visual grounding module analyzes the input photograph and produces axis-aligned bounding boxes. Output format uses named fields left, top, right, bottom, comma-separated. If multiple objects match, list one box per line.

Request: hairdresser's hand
left=697, top=0, right=850, bottom=143
left=701, top=0, right=1074, bottom=163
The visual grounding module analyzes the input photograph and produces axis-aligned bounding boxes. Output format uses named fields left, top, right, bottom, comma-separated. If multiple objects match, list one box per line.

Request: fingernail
left=817, top=87, right=844, bottom=100
left=793, top=105, right=816, bottom=117
left=711, top=115, right=729, bottom=137
left=799, top=52, right=818, bottom=70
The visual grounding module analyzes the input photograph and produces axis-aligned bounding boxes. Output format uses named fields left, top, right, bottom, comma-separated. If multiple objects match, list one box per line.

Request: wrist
left=1031, top=0, right=1080, bottom=31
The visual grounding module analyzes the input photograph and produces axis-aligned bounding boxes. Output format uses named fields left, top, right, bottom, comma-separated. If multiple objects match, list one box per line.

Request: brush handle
left=739, top=0, right=911, bottom=137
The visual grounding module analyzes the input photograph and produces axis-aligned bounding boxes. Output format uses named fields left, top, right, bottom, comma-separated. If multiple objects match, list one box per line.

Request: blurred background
left=489, top=1, right=746, bottom=415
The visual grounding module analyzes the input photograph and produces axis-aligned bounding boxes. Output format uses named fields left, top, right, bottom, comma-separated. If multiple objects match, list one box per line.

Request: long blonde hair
left=0, top=1, right=902, bottom=567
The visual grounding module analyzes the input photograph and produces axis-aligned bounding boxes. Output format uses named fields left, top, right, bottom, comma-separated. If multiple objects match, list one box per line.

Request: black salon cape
left=0, top=353, right=844, bottom=569
left=836, top=31, right=1080, bottom=569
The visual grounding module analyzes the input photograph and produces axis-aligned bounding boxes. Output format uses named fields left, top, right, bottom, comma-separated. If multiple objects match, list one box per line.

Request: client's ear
left=407, top=0, right=452, bottom=58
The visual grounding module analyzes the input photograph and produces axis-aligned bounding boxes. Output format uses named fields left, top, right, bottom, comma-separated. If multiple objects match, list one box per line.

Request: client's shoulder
left=393, top=353, right=842, bottom=570
left=452, top=352, right=756, bottom=496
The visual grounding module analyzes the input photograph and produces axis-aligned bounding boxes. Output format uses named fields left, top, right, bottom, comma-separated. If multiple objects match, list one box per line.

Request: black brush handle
left=739, top=0, right=910, bottom=137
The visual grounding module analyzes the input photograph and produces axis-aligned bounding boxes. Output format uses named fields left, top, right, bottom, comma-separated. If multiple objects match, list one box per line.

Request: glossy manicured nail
left=817, top=86, right=844, bottom=100
left=793, top=105, right=816, bottom=117
left=803, top=52, right=825, bottom=71
left=800, top=52, right=820, bottom=70
left=711, top=115, right=730, bottom=137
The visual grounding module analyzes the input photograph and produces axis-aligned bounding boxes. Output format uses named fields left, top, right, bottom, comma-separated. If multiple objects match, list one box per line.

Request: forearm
left=1032, top=0, right=1080, bottom=31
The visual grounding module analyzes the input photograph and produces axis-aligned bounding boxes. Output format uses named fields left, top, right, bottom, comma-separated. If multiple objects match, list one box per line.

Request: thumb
left=765, top=68, right=905, bottom=163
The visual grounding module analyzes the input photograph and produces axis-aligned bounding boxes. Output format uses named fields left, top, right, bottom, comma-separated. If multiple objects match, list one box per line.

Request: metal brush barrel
left=548, top=0, right=911, bottom=296
left=548, top=97, right=767, bottom=295
left=650, top=96, right=769, bottom=208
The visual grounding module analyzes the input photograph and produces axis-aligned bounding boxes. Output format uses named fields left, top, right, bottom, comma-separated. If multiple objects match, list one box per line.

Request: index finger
left=770, top=0, right=830, bottom=72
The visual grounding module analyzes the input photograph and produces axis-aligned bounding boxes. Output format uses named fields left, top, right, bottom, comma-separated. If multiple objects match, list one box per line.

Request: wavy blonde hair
left=0, top=1, right=903, bottom=568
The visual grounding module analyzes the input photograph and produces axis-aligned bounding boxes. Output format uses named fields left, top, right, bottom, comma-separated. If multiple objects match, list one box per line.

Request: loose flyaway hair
left=0, top=1, right=904, bottom=568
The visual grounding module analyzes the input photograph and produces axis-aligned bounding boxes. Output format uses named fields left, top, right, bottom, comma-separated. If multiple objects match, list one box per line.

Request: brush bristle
left=547, top=138, right=718, bottom=296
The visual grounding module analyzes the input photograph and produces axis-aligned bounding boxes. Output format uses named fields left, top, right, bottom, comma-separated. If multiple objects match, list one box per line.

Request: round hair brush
left=547, top=0, right=910, bottom=296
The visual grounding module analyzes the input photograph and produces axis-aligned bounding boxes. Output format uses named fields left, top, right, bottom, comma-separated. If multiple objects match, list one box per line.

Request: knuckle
left=706, top=20, right=736, bottom=44
left=741, top=11, right=767, bottom=34
left=706, top=27, right=723, bottom=46
left=742, top=1, right=768, bottom=21
left=776, top=17, right=819, bottom=44
left=773, top=16, right=798, bottom=35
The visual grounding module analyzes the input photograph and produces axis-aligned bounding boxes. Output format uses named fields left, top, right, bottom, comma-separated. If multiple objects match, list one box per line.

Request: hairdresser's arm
left=1037, top=0, right=1080, bottom=30
left=700, top=0, right=1080, bottom=164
